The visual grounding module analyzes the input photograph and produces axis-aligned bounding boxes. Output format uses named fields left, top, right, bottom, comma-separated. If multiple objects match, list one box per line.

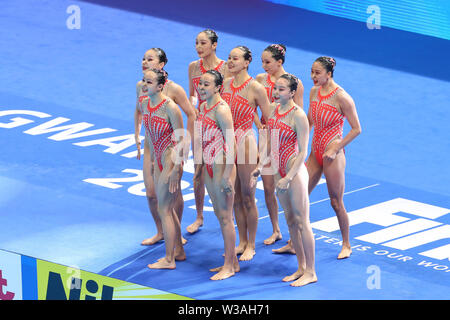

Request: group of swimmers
left=133, top=29, right=362, bottom=287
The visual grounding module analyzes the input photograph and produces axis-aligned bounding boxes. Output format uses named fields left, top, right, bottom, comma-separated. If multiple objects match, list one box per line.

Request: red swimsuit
left=221, top=77, right=255, bottom=147
left=197, top=101, right=227, bottom=178
left=310, top=86, right=344, bottom=166
left=267, top=104, right=298, bottom=177
left=192, top=59, right=225, bottom=108
left=143, top=98, right=176, bottom=172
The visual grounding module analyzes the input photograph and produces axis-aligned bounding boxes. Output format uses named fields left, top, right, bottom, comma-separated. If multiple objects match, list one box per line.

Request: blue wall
left=266, top=0, right=450, bottom=40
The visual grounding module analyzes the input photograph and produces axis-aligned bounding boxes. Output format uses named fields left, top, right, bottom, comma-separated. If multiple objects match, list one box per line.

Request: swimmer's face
left=198, top=73, right=219, bottom=101
left=311, top=61, right=331, bottom=86
left=142, top=50, right=165, bottom=73
left=261, top=50, right=282, bottom=75
left=227, top=48, right=249, bottom=73
left=195, top=32, right=217, bottom=58
left=273, top=78, right=294, bottom=103
left=142, top=71, right=163, bottom=96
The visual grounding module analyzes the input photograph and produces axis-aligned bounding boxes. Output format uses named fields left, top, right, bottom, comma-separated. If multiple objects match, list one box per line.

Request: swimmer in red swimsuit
left=251, top=74, right=316, bottom=287
left=255, top=44, right=305, bottom=246
left=221, top=46, right=271, bottom=261
left=196, top=70, right=238, bottom=280
left=187, top=29, right=231, bottom=235
left=307, top=57, right=361, bottom=259
left=141, top=69, right=186, bottom=270
left=135, top=48, right=195, bottom=247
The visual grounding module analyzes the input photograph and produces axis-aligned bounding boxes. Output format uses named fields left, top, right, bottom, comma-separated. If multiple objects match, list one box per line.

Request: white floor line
left=105, top=243, right=164, bottom=277
left=258, top=183, right=380, bottom=220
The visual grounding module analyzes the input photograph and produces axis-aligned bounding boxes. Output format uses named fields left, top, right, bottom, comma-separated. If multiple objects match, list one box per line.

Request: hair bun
left=327, top=57, right=336, bottom=68
left=270, top=44, right=286, bottom=56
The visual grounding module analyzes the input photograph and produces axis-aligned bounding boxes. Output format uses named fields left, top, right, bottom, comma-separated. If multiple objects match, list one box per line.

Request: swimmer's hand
left=276, top=177, right=290, bottom=194
left=135, top=138, right=142, bottom=160
left=249, top=167, right=261, bottom=188
left=168, top=165, right=181, bottom=193
left=220, top=177, right=234, bottom=194
left=322, top=138, right=342, bottom=162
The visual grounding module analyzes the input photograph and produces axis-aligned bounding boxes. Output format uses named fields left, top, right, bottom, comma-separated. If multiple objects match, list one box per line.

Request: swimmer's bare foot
left=263, top=231, right=282, bottom=245
left=290, top=271, right=317, bottom=287
left=186, top=218, right=203, bottom=234
left=209, top=260, right=240, bottom=273
left=157, top=250, right=186, bottom=262
left=272, top=240, right=295, bottom=254
left=141, top=234, right=163, bottom=246
left=210, top=266, right=236, bottom=280
left=337, top=245, right=352, bottom=259
left=282, top=268, right=305, bottom=282
left=148, top=257, right=175, bottom=269
left=239, top=246, right=255, bottom=261
left=182, top=237, right=187, bottom=245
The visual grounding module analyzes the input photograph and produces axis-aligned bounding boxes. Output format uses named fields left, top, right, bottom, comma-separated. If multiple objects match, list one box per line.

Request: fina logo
left=312, top=198, right=450, bottom=261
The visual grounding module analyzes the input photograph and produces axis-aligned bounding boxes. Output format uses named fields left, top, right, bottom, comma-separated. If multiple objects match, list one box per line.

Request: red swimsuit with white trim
left=310, top=86, right=344, bottom=166
left=221, top=77, right=255, bottom=147
left=143, top=98, right=176, bottom=172
left=192, top=59, right=225, bottom=108
left=197, top=101, right=227, bottom=178
left=267, top=104, right=298, bottom=177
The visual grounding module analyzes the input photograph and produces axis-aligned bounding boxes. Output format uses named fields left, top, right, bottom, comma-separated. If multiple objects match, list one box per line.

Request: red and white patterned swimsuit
left=221, top=77, right=255, bottom=147
left=310, top=86, right=344, bottom=166
left=143, top=98, right=176, bottom=172
left=197, top=101, right=228, bottom=178
left=191, top=59, right=226, bottom=108
left=267, top=104, right=298, bottom=177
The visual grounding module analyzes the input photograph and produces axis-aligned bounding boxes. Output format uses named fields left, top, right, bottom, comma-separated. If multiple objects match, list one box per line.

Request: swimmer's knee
left=286, top=212, right=304, bottom=231
left=242, top=194, right=255, bottom=211
left=330, top=197, right=343, bottom=212
left=146, top=189, right=157, bottom=201
left=216, top=212, right=233, bottom=226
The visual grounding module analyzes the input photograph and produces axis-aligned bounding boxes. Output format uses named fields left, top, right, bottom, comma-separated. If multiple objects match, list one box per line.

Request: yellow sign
left=36, top=260, right=191, bottom=300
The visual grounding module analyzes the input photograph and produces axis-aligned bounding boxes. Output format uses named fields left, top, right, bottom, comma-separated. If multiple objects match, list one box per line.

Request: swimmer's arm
left=146, top=131, right=155, bottom=170
left=252, top=75, right=265, bottom=129
left=171, top=83, right=196, bottom=149
left=253, top=81, right=271, bottom=123
left=256, top=128, right=270, bottom=172
left=167, top=100, right=186, bottom=170
left=255, top=102, right=276, bottom=172
left=334, top=92, right=362, bottom=152
left=135, top=82, right=143, bottom=140
left=188, top=61, right=198, bottom=108
left=293, top=78, right=304, bottom=109
left=250, top=124, right=270, bottom=189
left=135, top=82, right=144, bottom=159
left=216, top=103, right=236, bottom=180
left=284, top=109, right=309, bottom=183
left=307, top=87, right=316, bottom=133
left=253, top=112, right=263, bottom=129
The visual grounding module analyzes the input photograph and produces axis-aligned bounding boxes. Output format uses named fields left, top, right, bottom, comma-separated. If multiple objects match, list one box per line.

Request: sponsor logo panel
left=0, top=250, right=22, bottom=300
left=36, top=260, right=191, bottom=300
